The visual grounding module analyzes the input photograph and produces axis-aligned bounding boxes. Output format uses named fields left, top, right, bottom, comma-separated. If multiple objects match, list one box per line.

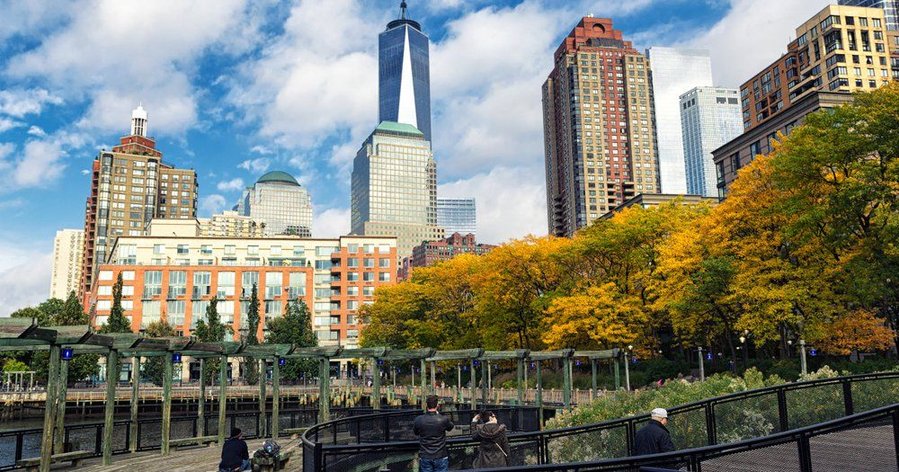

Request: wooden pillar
left=535, top=361, right=543, bottom=423
left=469, top=359, right=477, bottom=410
left=456, top=364, right=462, bottom=403
left=103, top=350, right=120, bottom=464
left=272, top=358, right=280, bottom=438
left=419, top=359, right=427, bottom=410
left=624, top=353, right=631, bottom=391
left=258, top=358, right=267, bottom=438
left=516, top=359, right=524, bottom=406
left=39, top=345, right=60, bottom=472
left=161, top=355, right=173, bottom=456
left=590, top=359, right=598, bottom=400
left=371, top=357, right=381, bottom=410
left=480, top=361, right=488, bottom=405
left=429, top=361, right=436, bottom=395
left=217, top=355, right=228, bottom=445
left=614, top=357, right=621, bottom=390
left=129, top=356, right=140, bottom=453
left=54, top=356, right=69, bottom=454
left=197, top=358, right=206, bottom=437
left=562, top=356, right=572, bottom=410
left=318, top=358, right=330, bottom=423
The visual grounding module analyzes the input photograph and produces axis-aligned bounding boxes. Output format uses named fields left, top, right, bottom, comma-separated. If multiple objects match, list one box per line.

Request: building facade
left=379, top=2, right=432, bottom=142
left=840, top=0, right=899, bottom=30
left=712, top=91, right=854, bottom=195
left=351, top=121, right=443, bottom=261
left=680, top=87, right=744, bottom=197
left=198, top=211, right=266, bottom=238
left=399, top=233, right=495, bottom=280
left=543, top=17, right=660, bottom=237
left=599, top=193, right=719, bottom=220
left=50, top=229, right=84, bottom=299
left=740, top=5, right=894, bottom=132
left=646, top=47, right=714, bottom=194
left=436, top=198, right=476, bottom=237
left=80, top=105, right=198, bottom=305
left=89, top=219, right=397, bottom=348
left=236, top=171, right=313, bottom=238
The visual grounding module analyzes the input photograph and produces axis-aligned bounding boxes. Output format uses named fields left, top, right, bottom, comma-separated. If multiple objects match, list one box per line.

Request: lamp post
left=624, top=345, right=633, bottom=391
left=799, top=339, right=808, bottom=376
left=697, top=347, right=705, bottom=381
left=739, top=330, right=750, bottom=370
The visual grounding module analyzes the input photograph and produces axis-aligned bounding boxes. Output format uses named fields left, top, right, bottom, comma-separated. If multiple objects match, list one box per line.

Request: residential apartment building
left=436, top=198, right=476, bottom=237
left=680, top=87, right=743, bottom=197
left=646, top=47, right=714, bottom=194
left=740, top=4, right=893, bottom=132
left=80, top=105, right=198, bottom=306
left=543, top=17, right=659, bottom=237
left=89, top=219, right=397, bottom=348
left=599, top=193, right=719, bottom=220
left=399, top=232, right=495, bottom=280
left=236, top=171, right=313, bottom=237
left=351, top=121, right=443, bottom=262
left=840, top=0, right=899, bottom=30
left=198, top=211, right=266, bottom=238
left=50, top=229, right=84, bottom=299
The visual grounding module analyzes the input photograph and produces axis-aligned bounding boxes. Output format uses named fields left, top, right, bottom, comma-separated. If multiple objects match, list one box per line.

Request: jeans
left=420, top=456, right=449, bottom=472
left=218, top=460, right=251, bottom=472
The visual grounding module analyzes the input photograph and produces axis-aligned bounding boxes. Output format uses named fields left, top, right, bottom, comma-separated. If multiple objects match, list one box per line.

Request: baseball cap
left=651, top=408, right=668, bottom=419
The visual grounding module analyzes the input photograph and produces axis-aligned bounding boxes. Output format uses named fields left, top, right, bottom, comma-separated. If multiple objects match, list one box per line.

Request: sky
left=0, top=0, right=832, bottom=315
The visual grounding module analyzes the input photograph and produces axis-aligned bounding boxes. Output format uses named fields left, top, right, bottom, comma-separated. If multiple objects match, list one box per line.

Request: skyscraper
left=840, top=0, right=899, bottom=30
left=236, top=171, right=313, bottom=237
left=351, top=121, right=443, bottom=261
left=679, top=87, right=743, bottom=198
left=80, top=105, right=198, bottom=305
left=646, top=47, right=713, bottom=194
left=436, top=198, right=476, bottom=237
left=379, top=1, right=432, bottom=142
left=50, top=229, right=84, bottom=299
left=543, top=17, right=660, bottom=237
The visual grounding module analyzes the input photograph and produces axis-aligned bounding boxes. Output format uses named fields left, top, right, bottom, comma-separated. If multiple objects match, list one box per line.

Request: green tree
left=100, top=273, right=131, bottom=333
left=244, top=284, right=261, bottom=385
left=10, top=306, right=46, bottom=324
left=194, top=297, right=226, bottom=383
left=142, top=320, right=176, bottom=386
left=267, top=298, right=317, bottom=381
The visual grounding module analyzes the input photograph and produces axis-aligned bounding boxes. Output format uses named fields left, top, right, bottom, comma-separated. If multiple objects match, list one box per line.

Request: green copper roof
left=375, top=121, right=424, bottom=137
left=257, top=171, right=299, bottom=186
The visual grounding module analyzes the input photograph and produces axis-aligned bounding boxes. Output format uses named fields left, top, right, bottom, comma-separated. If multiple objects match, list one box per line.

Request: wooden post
left=614, top=357, right=621, bottom=390
left=430, top=361, right=436, bottom=395
left=562, top=356, right=572, bottom=410
left=129, top=356, right=140, bottom=453
left=456, top=364, right=462, bottom=404
left=197, top=358, right=206, bottom=437
left=590, top=359, right=598, bottom=399
left=161, top=355, right=173, bottom=456
left=272, top=358, right=280, bottom=438
left=54, top=356, right=69, bottom=453
left=102, top=350, right=120, bottom=464
left=480, top=361, right=488, bottom=405
left=470, top=359, right=477, bottom=410
left=516, top=359, right=524, bottom=405
left=318, top=358, right=330, bottom=423
left=259, top=358, right=267, bottom=438
left=39, top=345, right=60, bottom=472
left=535, top=361, right=543, bottom=426
left=371, top=357, right=381, bottom=410
left=624, top=352, right=631, bottom=391
left=419, top=359, right=427, bottom=410
left=218, top=355, right=228, bottom=445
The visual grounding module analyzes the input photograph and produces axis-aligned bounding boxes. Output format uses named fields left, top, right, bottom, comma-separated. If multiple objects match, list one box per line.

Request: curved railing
left=301, top=371, right=899, bottom=471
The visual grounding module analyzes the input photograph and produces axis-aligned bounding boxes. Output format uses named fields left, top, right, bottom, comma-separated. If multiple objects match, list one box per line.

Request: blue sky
left=0, top=0, right=831, bottom=314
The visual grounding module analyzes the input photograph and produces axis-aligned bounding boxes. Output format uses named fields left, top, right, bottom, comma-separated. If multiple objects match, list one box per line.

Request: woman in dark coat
left=470, top=410, right=510, bottom=468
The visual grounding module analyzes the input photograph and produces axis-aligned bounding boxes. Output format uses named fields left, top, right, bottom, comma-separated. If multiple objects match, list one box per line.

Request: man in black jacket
left=219, top=428, right=250, bottom=472
left=413, top=395, right=455, bottom=472
left=634, top=408, right=676, bottom=456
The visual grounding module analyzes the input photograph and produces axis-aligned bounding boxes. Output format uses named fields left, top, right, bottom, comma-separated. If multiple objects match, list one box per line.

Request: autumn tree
left=816, top=310, right=895, bottom=356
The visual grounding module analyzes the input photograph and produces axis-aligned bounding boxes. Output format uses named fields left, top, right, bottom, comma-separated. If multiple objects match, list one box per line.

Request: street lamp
left=739, top=331, right=749, bottom=369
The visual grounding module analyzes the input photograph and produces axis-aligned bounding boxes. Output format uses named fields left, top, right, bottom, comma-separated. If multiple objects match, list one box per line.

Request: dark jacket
left=471, top=421, right=510, bottom=468
left=219, top=437, right=249, bottom=470
left=634, top=419, right=675, bottom=456
left=413, top=411, right=455, bottom=459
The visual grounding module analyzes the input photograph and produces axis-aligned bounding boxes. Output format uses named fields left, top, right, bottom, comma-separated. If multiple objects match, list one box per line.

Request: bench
left=251, top=449, right=294, bottom=472
left=169, top=435, right=219, bottom=448
left=17, top=450, right=94, bottom=472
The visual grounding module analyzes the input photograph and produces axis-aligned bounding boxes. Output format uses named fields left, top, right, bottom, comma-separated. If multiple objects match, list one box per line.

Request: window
left=248, top=245, right=259, bottom=255
left=117, top=244, right=137, bottom=264
left=191, top=300, right=210, bottom=328
left=288, top=272, right=306, bottom=298
left=363, top=286, right=375, bottom=297
left=99, top=271, right=113, bottom=281
left=143, top=271, right=162, bottom=298
left=122, top=271, right=135, bottom=281
left=122, top=286, right=134, bottom=296
left=242, top=272, right=259, bottom=297
left=363, top=258, right=374, bottom=268
left=167, top=300, right=185, bottom=327
left=347, top=272, right=359, bottom=282
left=201, top=245, right=212, bottom=255
left=264, top=301, right=282, bottom=319
left=217, top=272, right=235, bottom=297
left=225, top=245, right=236, bottom=255
left=265, top=272, right=282, bottom=299
left=141, top=301, right=161, bottom=328
left=153, top=244, right=166, bottom=254
left=292, top=246, right=305, bottom=256
left=363, top=272, right=375, bottom=282
left=347, top=258, right=359, bottom=268
left=749, top=141, right=761, bottom=157
left=378, top=272, right=391, bottom=282
left=192, top=272, right=211, bottom=298
left=168, top=271, right=187, bottom=298
left=271, top=245, right=282, bottom=256
left=347, top=300, right=359, bottom=310
left=97, top=300, right=111, bottom=310
left=98, top=286, right=112, bottom=296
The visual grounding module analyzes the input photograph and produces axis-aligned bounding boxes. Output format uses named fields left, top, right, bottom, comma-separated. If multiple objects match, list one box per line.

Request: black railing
left=301, top=372, right=899, bottom=472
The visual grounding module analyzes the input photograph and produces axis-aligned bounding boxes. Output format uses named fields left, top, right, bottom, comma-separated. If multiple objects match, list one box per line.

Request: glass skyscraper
left=379, top=2, right=432, bottom=142
left=237, top=171, right=313, bottom=237
left=646, top=47, right=713, bottom=194
left=839, top=0, right=899, bottom=30
left=436, top=198, right=476, bottom=237
left=679, top=87, right=743, bottom=198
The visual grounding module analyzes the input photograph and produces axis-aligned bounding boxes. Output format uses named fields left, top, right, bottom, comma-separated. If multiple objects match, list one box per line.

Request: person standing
left=219, top=428, right=250, bottom=472
left=413, top=395, right=455, bottom=472
left=471, top=410, right=510, bottom=468
left=634, top=408, right=675, bottom=455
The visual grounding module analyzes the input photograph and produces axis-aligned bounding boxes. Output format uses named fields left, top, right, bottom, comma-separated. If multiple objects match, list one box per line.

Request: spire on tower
left=131, top=103, right=148, bottom=137
left=400, top=1, right=407, bottom=19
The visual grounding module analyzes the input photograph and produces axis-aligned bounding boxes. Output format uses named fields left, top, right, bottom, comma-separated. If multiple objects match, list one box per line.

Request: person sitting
left=471, top=410, right=511, bottom=468
left=219, top=427, right=250, bottom=472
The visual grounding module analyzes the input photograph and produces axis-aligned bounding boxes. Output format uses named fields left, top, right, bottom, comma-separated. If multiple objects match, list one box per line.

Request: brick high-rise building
left=543, top=17, right=659, bottom=237
left=80, top=105, right=198, bottom=305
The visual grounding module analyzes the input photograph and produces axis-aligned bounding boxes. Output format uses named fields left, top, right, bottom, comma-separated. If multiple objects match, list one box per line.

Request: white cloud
left=239, top=157, right=272, bottom=174
left=0, top=118, right=22, bottom=134
left=14, top=140, right=66, bottom=187
left=0, top=88, right=63, bottom=117
left=250, top=145, right=273, bottom=155
left=27, top=125, right=46, bottom=137
left=312, top=207, right=351, bottom=239
left=439, top=166, right=546, bottom=244
left=0, top=237, right=53, bottom=317
left=216, top=178, right=245, bottom=192
left=200, top=194, right=227, bottom=215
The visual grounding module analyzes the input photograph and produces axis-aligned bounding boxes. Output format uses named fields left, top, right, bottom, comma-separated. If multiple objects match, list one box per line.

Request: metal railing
left=301, top=372, right=899, bottom=472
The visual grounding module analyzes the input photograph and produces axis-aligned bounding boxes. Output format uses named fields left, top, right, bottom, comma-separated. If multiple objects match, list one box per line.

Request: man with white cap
left=634, top=407, right=675, bottom=456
